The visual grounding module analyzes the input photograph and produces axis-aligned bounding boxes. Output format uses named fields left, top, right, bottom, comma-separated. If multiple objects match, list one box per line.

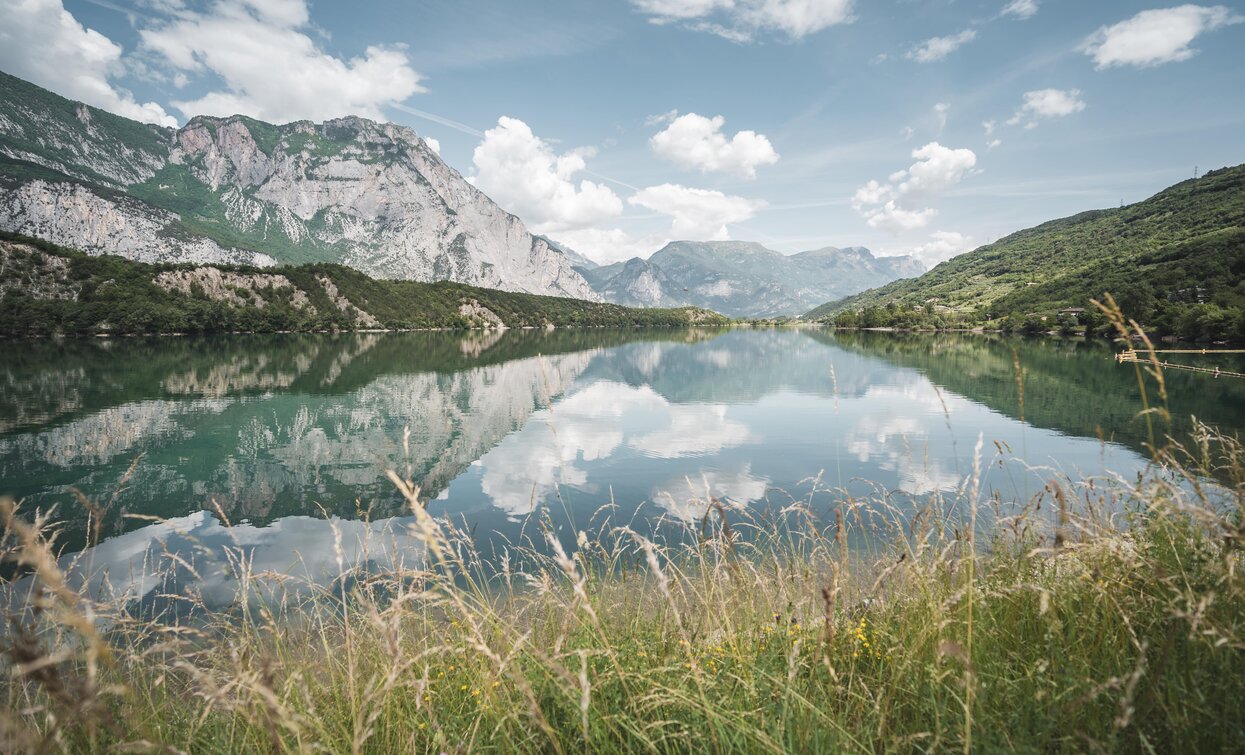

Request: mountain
left=806, top=165, right=1245, bottom=341
left=0, top=232, right=727, bottom=337
left=579, top=240, right=924, bottom=318
left=0, top=70, right=597, bottom=300
left=537, top=234, right=598, bottom=274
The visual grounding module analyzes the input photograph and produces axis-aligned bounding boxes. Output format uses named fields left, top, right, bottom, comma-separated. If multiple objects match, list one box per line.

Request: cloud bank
left=139, top=0, right=424, bottom=123
left=0, top=0, right=176, bottom=126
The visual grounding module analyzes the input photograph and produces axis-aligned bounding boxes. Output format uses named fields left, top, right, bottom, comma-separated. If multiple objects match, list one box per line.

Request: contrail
left=584, top=170, right=641, bottom=193
left=388, top=103, right=484, bottom=138
left=82, top=0, right=151, bottom=22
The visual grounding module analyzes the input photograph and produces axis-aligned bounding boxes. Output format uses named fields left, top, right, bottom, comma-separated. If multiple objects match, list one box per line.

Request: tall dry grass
left=2, top=311, right=1244, bottom=753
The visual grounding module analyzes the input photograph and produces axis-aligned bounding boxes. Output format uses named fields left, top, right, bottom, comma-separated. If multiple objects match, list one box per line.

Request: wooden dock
left=1116, top=348, right=1245, bottom=378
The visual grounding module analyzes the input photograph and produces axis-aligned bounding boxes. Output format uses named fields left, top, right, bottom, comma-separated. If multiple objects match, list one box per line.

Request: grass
left=2, top=311, right=1244, bottom=753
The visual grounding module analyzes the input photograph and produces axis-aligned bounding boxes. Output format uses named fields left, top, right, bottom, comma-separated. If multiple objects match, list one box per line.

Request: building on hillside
left=1058, top=307, right=1087, bottom=324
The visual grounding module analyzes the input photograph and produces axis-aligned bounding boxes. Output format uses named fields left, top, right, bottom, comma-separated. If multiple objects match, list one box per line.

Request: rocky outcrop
left=458, top=298, right=506, bottom=329
left=0, top=240, right=77, bottom=301
left=154, top=268, right=310, bottom=310
left=0, top=72, right=599, bottom=300
left=316, top=275, right=382, bottom=328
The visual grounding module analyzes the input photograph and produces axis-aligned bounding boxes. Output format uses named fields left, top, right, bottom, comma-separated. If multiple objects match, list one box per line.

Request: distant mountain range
left=805, top=164, right=1245, bottom=340
left=573, top=240, right=924, bottom=318
left=0, top=71, right=596, bottom=300
left=0, top=70, right=928, bottom=316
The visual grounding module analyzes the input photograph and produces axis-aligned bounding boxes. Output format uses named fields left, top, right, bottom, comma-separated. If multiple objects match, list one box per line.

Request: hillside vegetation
left=0, top=233, right=726, bottom=337
left=807, top=164, right=1245, bottom=341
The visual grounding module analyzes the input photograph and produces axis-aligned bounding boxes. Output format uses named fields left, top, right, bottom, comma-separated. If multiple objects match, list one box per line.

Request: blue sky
left=2, top=0, right=1243, bottom=264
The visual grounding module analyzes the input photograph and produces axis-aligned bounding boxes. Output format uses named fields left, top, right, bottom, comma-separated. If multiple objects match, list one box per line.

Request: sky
left=1, top=0, right=1243, bottom=266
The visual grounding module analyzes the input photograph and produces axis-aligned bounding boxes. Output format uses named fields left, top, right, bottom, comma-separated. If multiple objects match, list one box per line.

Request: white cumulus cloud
left=860, top=203, right=937, bottom=233
left=633, top=0, right=731, bottom=20
left=1082, top=5, right=1242, bottom=69
left=138, top=0, right=424, bottom=122
left=852, top=142, right=977, bottom=233
left=1006, top=88, right=1086, bottom=128
left=909, top=230, right=975, bottom=266
left=649, top=112, right=779, bottom=178
left=630, top=183, right=765, bottom=240
left=632, top=0, right=855, bottom=41
left=0, top=0, right=176, bottom=126
left=892, top=142, right=978, bottom=196
left=470, top=116, right=624, bottom=234
left=906, top=29, right=977, bottom=63
left=1000, top=0, right=1039, bottom=20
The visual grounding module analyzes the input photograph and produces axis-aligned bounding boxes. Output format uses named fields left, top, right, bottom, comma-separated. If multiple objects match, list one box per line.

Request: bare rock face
left=169, top=116, right=598, bottom=299
left=0, top=180, right=276, bottom=267
left=458, top=298, right=506, bottom=330
left=316, top=275, right=382, bottom=328
left=0, top=71, right=598, bottom=300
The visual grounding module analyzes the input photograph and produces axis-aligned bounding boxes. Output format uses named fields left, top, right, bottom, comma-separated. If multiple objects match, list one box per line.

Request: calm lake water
left=3, top=329, right=1244, bottom=611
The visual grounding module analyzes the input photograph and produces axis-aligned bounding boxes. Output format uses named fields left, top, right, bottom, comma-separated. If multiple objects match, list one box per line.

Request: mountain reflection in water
left=3, top=329, right=1243, bottom=612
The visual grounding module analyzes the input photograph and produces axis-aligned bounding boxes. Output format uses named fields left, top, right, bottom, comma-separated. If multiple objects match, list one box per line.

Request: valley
left=1, top=1, right=1244, bottom=746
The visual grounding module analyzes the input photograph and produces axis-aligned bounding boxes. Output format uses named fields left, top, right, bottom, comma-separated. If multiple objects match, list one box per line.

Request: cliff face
left=0, top=180, right=276, bottom=266
left=0, top=71, right=598, bottom=299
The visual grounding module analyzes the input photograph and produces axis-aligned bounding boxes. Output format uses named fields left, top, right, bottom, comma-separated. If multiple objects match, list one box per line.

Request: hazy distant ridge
left=581, top=240, right=924, bottom=318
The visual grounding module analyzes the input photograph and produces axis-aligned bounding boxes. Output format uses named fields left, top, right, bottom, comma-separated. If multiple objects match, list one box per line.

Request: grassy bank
left=2, top=323, right=1244, bottom=753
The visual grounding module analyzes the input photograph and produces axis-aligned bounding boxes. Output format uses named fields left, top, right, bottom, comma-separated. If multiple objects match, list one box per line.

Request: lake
left=3, top=328, right=1244, bottom=612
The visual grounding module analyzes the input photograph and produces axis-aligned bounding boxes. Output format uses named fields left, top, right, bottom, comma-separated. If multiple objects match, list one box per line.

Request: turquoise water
left=3, top=329, right=1243, bottom=612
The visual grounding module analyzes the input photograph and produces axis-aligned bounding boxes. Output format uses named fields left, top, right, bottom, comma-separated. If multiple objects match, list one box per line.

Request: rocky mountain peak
left=0, top=71, right=597, bottom=300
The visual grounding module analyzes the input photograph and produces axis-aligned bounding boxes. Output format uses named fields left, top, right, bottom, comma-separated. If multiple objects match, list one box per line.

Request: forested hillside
left=807, top=164, right=1245, bottom=341
left=0, top=233, right=726, bottom=337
